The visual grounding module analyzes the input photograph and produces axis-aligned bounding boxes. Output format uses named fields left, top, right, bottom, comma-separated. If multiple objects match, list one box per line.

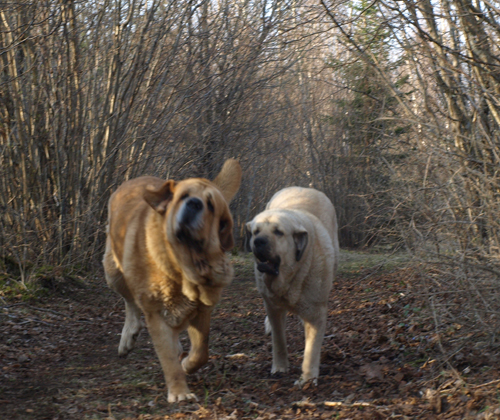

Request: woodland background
left=1, top=0, right=500, bottom=351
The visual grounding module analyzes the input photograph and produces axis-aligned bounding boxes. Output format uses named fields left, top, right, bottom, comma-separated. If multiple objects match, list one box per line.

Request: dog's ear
left=244, top=222, right=253, bottom=252
left=144, top=180, right=176, bottom=214
left=219, top=212, right=234, bottom=252
left=293, top=230, right=308, bottom=261
left=212, top=159, right=242, bottom=203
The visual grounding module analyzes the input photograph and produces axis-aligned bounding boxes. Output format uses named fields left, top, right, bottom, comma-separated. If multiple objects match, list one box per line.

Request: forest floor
left=2, top=250, right=500, bottom=420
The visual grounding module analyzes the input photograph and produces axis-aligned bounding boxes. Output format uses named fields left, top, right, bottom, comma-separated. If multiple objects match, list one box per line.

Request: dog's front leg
left=182, top=305, right=212, bottom=374
left=296, top=309, right=327, bottom=386
left=263, top=298, right=289, bottom=374
left=145, top=311, right=197, bottom=403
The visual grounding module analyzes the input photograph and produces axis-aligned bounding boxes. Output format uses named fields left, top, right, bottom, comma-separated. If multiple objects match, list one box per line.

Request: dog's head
left=245, top=210, right=308, bottom=279
left=143, top=159, right=242, bottom=261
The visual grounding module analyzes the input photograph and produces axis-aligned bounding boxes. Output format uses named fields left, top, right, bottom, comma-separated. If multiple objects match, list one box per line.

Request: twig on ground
left=324, top=401, right=391, bottom=411
left=3, top=303, right=94, bottom=324
left=471, top=379, right=500, bottom=389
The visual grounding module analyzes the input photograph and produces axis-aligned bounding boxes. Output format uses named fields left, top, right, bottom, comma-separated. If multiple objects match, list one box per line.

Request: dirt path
left=1, top=253, right=499, bottom=419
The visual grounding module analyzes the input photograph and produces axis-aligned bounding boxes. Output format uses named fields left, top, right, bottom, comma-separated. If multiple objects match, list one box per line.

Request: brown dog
left=103, top=159, right=241, bottom=402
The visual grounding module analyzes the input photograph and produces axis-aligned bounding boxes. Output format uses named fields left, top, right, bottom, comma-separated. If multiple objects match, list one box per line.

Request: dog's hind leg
left=103, top=245, right=144, bottom=356
left=263, top=298, right=289, bottom=374
left=264, top=316, right=272, bottom=335
left=117, top=299, right=144, bottom=356
left=118, top=299, right=144, bottom=356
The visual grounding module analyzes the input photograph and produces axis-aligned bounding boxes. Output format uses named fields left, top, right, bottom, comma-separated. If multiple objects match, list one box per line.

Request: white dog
left=246, top=187, right=339, bottom=385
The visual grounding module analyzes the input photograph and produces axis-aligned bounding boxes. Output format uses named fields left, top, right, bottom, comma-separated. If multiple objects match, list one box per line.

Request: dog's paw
left=181, top=352, right=209, bottom=374
left=294, top=376, right=318, bottom=387
left=118, top=318, right=144, bottom=356
left=167, top=391, right=198, bottom=403
left=270, top=371, right=286, bottom=379
left=118, top=330, right=141, bottom=357
left=271, top=365, right=289, bottom=374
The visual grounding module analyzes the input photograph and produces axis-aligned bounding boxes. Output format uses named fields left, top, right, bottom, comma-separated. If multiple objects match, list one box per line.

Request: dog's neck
left=260, top=255, right=313, bottom=306
left=145, top=212, right=181, bottom=278
left=146, top=211, right=233, bottom=306
left=181, top=249, right=234, bottom=306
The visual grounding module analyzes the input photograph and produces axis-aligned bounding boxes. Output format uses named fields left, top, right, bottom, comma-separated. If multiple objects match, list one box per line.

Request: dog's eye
left=207, top=199, right=214, bottom=213
left=180, top=193, right=189, bottom=201
left=274, top=229, right=284, bottom=237
left=219, top=220, right=227, bottom=232
left=254, top=229, right=260, bottom=236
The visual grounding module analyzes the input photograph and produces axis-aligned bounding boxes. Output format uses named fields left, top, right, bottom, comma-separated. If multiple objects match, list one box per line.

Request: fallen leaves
left=1, top=265, right=500, bottom=419
left=359, top=362, right=384, bottom=382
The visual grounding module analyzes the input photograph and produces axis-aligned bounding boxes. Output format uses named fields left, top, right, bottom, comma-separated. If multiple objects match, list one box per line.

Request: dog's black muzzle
left=176, top=197, right=204, bottom=252
left=179, top=197, right=203, bottom=225
left=252, top=236, right=280, bottom=276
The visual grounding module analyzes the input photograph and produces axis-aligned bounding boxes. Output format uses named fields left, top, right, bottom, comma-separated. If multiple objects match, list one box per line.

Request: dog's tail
left=264, top=316, right=272, bottom=335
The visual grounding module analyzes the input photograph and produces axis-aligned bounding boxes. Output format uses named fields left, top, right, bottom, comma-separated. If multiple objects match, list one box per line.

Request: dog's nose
left=253, top=236, right=268, bottom=249
left=186, top=197, right=203, bottom=212
left=180, top=197, right=204, bottom=225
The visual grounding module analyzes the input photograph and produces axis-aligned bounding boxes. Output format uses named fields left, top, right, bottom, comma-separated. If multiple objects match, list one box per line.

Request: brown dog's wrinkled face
left=246, top=211, right=308, bottom=278
left=144, top=178, right=234, bottom=256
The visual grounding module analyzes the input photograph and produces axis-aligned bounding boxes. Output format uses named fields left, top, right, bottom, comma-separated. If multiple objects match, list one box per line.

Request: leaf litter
left=1, top=256, right=500, bottom=419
